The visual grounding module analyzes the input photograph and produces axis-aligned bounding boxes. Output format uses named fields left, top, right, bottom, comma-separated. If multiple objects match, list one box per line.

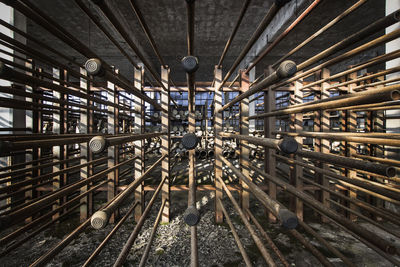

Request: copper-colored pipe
left=216, top=174, right=276, bottom=266
left=249, top=84, right=400, bottom=119
left=218, top=0, right=251, bottom=67
left=0, top=157, right=135, bottom=230
left=113, top=176, right=167, bottom=267
left=245, top=0, right=322, bottom=74
left=246, top=209, right=289, bottom=267
left=248, top=164, right=398, bottom=255
left=82, top=201, right=139, bottom=267
left=217, top=198, right=252, bottom=267
left=218, top=2, right=282, bottom=90
left=352, top=153, right=400, bottom=168
left=272, top=0, right=368, bottom=68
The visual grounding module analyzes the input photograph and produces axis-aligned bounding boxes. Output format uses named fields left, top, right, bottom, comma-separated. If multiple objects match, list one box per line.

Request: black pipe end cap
left=275, top=0, right=292, bottom=8
left=279, top=209, right=298, bottom=229
left=182, top=133, right=199, bottom=150
left=181, top=56, right=199, bottom=74
left=276, top=60, right=297, bottom=79
left=279, top=137, right=298, bottom=154
left=184, top=206, right=200, bottom=226
left=89, top=136, right=107, bottom=154
left=85, top=58, right=105, bottom=76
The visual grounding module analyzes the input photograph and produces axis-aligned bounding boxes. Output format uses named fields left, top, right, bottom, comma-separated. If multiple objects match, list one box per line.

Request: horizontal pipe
left=82, top=200, right=139, bottom=267
left=352, top=154, right=400, bottom=168
left=248, top=164, right=398, bottom=255
left=0, top=157, right=136, bottom=230
left=249, top=84, right=400, bottom=119
left=113, top=175, right=167, bottom=267
left=276, top=131, right=400, bottom=147
left=272, top=0, right=367, bottom=68
left=219, top=154, right=298, bottom=229
left=216, top=174, right=276, bottom=266
left=296, top=150, right=396, bottom=178
left=0, top=156, right=55, bottom=173
left=89, top=132, right=165, bottom=154
left=217, top=198, right=252, bottom=267
left=90, top=154, right=165, bottom=229
left=220, top=132, right=298, bottom=154
left=218, top=60, right=296, bottom=112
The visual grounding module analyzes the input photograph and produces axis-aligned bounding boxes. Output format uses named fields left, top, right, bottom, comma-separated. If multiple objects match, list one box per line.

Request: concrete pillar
left=248, top=63, right=256, bottom=132
left=385, top=0, right=400, bottom=161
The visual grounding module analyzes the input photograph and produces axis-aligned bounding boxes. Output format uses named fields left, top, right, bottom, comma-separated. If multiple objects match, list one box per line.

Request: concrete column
left=248, top=63, right=256, bottom=133
left=385, top=0, right=400, bottom=162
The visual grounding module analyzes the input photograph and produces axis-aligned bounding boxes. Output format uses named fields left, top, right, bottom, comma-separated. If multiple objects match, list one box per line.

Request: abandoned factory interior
left=0, top=0, right=400, bottom=266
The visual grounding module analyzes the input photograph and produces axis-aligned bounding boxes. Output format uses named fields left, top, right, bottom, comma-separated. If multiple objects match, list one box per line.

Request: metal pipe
left=113, top=176, right=167, bottom=267
left=297, top=9, right=400, bottom=73
left=138, top=199, right=167, bottom=267
left=295, top=174, right=400, bottom=227
left=216, top=174, right=276, bottom=266
left=276, top=131, right=400, bottom=147
left=217, top=198, right=252, bottom=267
left=245, top=0, right=322, bottom=73
left=218, top=2, right=283, bottom=90
left=0, top=156, right=55, bottom=173
left=0, top=157, right=136, bottom=230
left=220, top=133, right=298, bottom=154
left=90, top=155, right=165, bottom=229
left=89, top=132, right=165, bottom=154
left=296, top=150, right=396, bottom=178
left=217, top=0, right=251, bottom=67
left=288, top=229, right=334, bottom=267
left=272, top=0, right=367, bottom=68
left=74, top=0, right=139, bottom=69
left=219, top=154, right=298, bottom=229
left=352, top=153, right=400, bottom=168
left=0, top=156, right=83, bottom=180
left=82, top=201, right=140, bottom=267
left=246, top=209, right=289, bottom=267
left=271, top=27, right=400, bottom=91
left=92, top=0, right=167, bottom=92
left=249, top=84, right=400, bottom=119
left=0, top=157, right=107, bottom=194
left=327, top=198, right=400, bottom=239
left=218, top=60, right=297, bottom=112
left=0, top=180, right=108, bottom=247
left=0, top=202, right=84, bottom=258
left=248, top=164, right=398, bottom=255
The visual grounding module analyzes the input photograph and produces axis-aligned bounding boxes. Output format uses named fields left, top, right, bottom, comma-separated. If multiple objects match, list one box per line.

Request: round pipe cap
left=182, top=133, right=199, bottom=150
left=278, top=137, right=298, bottom=154
left=89, top=136, right=107, bottom=154
left=91, top=210, right=109, bottom=229
left=85, top=58, right=104, bottom=76
left=276, top=60, right=297, bottom=79
left=181, top=56, right=199, bottom=74
left=184, top=206, right=200, bottom=226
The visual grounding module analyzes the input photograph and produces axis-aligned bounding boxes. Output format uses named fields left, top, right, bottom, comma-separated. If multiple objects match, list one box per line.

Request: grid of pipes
left=0, top=0, right=399, bottom=266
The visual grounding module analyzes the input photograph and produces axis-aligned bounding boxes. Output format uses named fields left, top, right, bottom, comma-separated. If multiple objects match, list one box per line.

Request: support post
left=214, top=66, right=223, bottom=223
left=264, top=66, right=276, bottom=222
left=239, top=70, right=250, bottom=213
left=107, top=70, right=117, bottom=223
left=346, top=71, right=358, bottom=221
left=290, top=74, right=303, bottom=221
left=134, top=66, right=144, bottom=222
left=161, top=66, right=170, bottom=223
left=79, top=68, right=91, bottom=222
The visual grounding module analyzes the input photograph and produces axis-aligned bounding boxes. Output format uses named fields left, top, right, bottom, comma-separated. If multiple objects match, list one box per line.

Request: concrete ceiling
left=25, top=0, right=385, bottom=84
